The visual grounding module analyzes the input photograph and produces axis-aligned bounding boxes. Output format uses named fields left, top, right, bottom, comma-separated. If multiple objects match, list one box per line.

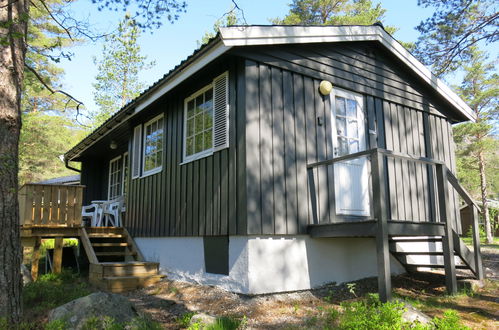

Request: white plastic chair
left=102, top=197, right=125, bottom=227
left=81, top=203, right=104, bottom=227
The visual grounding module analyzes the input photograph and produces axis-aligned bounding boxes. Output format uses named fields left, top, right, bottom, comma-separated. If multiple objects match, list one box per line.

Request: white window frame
left=142, top=114, right=164, bottom=177
left=122, top=152, right=129, bottom=196
left=108, top=155, right=123, bottom=200
left=131, top=125, right=142, bottom=180
left=182, top=84, right=215, bottom=163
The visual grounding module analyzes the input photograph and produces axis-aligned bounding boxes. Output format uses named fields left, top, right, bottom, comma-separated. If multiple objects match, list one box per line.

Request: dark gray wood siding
left=242, top=42, right=462, bottom=235
left=124, top=59, right=247, bottom=237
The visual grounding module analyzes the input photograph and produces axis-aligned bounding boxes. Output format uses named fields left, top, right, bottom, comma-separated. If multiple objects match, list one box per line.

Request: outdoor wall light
left=109, top=140, right=118, bottom=150
left=319, top=80, right=333, bottom=95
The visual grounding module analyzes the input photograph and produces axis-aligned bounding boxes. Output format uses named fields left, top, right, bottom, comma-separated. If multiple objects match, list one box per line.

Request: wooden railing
left=307, top=148, right=484, bottom=298
left=18, top=184, right=84, bottom=227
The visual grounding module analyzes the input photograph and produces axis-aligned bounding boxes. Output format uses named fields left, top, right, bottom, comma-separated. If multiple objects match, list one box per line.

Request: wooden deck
left=19, top=183, right=163, bottom=292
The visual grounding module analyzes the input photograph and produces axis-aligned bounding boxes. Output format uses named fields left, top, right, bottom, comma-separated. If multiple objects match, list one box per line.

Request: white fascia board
left=135, top=42, right=231, bottom=112
left=220, top=26, right=475, bottom=122
left=68, top=42, right=231, bottom=161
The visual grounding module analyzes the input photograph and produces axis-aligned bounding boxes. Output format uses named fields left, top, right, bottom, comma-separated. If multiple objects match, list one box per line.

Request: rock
left=458, top=279, right=485, bottom=292
left=190, top=313, right=217, bottom=327
left=48, top=292, right=138, bottom=329
left=398, top=300, right=432, bottom=325
left=21, top=264, right=32, bottom=285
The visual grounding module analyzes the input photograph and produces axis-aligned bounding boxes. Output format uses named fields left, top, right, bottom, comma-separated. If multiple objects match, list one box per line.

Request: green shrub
left=339, top=294, right=406, bottom=330
left=432, top=310, right=468, bottom=330
left=23, top=269, right=90, bottom=316
left=177, top=312, right=195, bottom=328
left=44, top=319, right=69, bottom=330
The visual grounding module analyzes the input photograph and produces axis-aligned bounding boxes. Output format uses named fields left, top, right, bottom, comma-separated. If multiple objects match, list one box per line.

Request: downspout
left=65, top=158, right=81, bottom=173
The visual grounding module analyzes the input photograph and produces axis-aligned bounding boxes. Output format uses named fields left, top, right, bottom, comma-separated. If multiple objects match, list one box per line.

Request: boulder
left=190, top=313, right=217, bottom=327
left=398, top=300, right=432, bottom=325
left=48, top=292, right=138, bottom=329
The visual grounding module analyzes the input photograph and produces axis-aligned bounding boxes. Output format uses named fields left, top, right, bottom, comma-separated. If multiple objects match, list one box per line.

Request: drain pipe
left=64, top=157, right=81, bottom=173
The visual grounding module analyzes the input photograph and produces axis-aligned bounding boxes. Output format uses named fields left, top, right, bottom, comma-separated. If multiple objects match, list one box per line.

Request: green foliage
left=44, top=319, right=69, bottom=330
left=414, top=0, right=498, bottom=76
left=199, top=11, right=240, bottom=46
left=79, top=315, right=162, bottom=330
left=177, top=312, right=195, bottom=328
left=92, top=14, right=155, bottom=127
left=339, top=294, right=406, bottom=329
left=272, top=0, right=397, bottom=34
left=432, top=310, right=469, bottom=330
left=23, top=270, right=90, bottom=316
left=187, top=316, right=244, bottom=330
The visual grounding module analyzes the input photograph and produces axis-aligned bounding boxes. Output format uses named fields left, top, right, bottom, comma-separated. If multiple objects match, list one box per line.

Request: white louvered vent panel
left=213, top=72, right=229, bottom=151
left=131, top=124, right=142, bottom=179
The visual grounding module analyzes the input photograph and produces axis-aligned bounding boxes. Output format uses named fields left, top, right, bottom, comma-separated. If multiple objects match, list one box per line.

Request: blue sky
left=59, top=0, right=436, bottom=115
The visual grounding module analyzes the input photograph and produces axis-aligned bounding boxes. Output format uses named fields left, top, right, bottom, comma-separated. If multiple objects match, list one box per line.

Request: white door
left=330, top=89, right=370, bottom=216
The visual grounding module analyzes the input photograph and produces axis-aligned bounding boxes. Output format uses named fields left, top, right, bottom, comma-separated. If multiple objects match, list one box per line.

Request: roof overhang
left=66, top=25, right=475, bottom=162
left=65, top=39, right=231, bottom=161
left=220, top=25, right=475, bottom=122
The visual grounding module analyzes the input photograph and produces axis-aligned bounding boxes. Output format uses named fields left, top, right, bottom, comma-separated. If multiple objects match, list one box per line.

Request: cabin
left=56, top=25, right=484, bottom=299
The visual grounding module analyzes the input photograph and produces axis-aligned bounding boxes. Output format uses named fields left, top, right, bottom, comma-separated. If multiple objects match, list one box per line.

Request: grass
left=22, top=269, right=91, bottom=321
left=462, top=236, right=499, bottom=249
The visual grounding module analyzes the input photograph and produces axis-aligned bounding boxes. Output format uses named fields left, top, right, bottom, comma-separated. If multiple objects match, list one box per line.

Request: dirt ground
left=123, top=245, right=499, bottom=329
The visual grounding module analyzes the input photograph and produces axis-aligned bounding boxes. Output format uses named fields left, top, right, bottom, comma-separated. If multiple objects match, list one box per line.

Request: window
left=122, top=152, right=129, bottom=196
left=108, top=156, right=122, bottom=200
left=142, top=114, right=164, bottom=176
left=183, top=72, right=229, bottom=163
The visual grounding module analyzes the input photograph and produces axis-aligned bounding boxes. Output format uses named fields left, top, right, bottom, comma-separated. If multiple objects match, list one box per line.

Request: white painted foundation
left=135, top=235, right=406, bottom=294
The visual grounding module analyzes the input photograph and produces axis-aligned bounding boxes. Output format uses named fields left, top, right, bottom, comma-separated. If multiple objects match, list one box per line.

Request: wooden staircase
left=390, top=231, right=480, bottom=278
left=80, top=227, right=164, bottom=293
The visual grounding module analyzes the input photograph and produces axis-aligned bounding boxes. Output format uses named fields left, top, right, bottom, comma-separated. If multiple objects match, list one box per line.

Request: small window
left=183, top=72, right=228, bottom=163
left=142, top=114, right=164, bottom=176
left=108, top=156, right=122, bottom=200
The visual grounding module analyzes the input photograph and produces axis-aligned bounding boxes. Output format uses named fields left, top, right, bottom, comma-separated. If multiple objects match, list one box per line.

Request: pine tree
left=199, top=10, right=240, bottom=46
left=453, top=47, right=499, bottom=243
left=415, top=0, right=498, bottom=77
left=92, top=14, right=155, bottom=127
left=272, top=0, right=397, bottom=34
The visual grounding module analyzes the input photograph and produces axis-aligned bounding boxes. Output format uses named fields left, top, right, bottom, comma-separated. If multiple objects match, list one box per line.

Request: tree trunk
left=0, top=0, right=29, bottom=322
left=478, top=150, right=493, bottom=243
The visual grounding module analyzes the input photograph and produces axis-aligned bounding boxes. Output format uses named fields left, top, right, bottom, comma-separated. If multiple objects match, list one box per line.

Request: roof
left=65, top=25, right=475, bottom=161
left=36, top=174, right=81, bottom=185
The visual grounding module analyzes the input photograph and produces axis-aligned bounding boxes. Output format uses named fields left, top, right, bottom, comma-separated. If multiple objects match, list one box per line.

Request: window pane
left=187, top=118, right=194, bottom=137
left=195, top=95, right=204, bottom=114
left=337, top=137, right=348, bottom=156
left=346, top=99, right=357, bottom=118
left=204, top=108, right=213, bottom=129
left=336, top=116, right=346, bottom=136
left=204, top=130, right=212, bottom=150
left=205, top=89, right=213, bottom=110
left=347, top=119, right=359, bottom=139
left=156, top=150, right=163, bottom=167
left=187, top=100, right=195, bottom=118
left=349, top=139, right=359, bottom=153
left=335, top=96, right=346, bottom=116
left=195, top=114, right=204, bottom=132
left=195, top=134, right=203, bottom=153
left=186, top=137, right=194, bottom=156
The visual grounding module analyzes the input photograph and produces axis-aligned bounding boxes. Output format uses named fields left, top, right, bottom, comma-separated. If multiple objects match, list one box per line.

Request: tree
left=415, top=0, right=499, bottom=77
left=92, top=14, right=154, bottom=127
left=453, top=46, right=498, bottom=243
left=199, top=10, right=240, bottom=46
left=272, top=0, right=397, bottom=34
left=19, top=0, right=87, bottom=185
left=0, top=0, right=185, bottom=322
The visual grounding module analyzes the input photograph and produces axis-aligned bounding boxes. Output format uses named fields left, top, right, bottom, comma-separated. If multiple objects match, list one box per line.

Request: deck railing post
left=435, top=164, right=457, bottom=295
left=372, top=149, right=391, bottom=302
left=307, top=167, right=319, bottom=225
left=471, top=205, right=484, bottom=280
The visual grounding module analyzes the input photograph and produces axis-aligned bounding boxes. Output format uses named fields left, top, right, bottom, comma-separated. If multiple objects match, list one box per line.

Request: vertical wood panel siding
left=243, top=42, right=462, bottom=234
left=124, top=61, right=247, bottom=237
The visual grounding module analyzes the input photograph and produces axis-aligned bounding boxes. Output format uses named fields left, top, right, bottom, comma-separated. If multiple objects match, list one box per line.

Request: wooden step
left=95, top=251, right=137, bottom=257
left=92, top=242, right=130, bottom=247
left=101, top=262, right=159, bottom=277
left=101, top=274, right=165, bottom=293
left=88, top=233, right=126, bottom=238
left=87, top=226, right=124, bottom=232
